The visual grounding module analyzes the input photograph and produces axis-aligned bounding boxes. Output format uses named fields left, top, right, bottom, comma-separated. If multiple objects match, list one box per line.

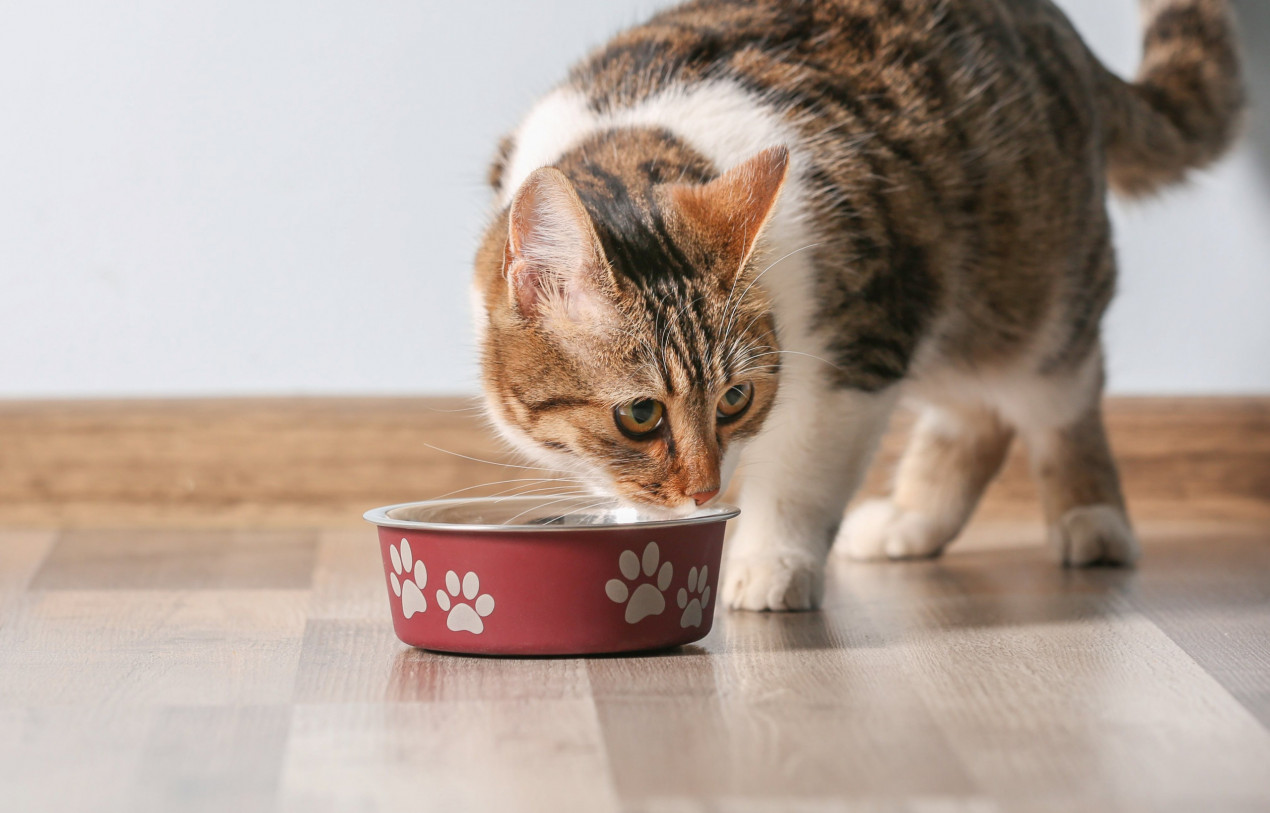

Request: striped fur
left=472, top=0, right=1242, bottom=610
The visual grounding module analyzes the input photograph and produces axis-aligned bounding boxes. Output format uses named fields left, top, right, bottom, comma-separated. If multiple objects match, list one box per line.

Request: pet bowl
left=364, top=496, right=739, bottom=656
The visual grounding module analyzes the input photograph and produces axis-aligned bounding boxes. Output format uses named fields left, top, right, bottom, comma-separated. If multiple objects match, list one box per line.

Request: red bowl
left=364, top=497, right=739, bottom=656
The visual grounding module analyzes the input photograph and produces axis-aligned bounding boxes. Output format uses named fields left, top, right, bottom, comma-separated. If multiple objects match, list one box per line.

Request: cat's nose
left=691, top=488, right=720, bottom=506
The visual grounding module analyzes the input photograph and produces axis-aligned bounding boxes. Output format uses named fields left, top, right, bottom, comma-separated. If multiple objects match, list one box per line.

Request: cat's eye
left=716, top=382, right=753, bottom=422
left=615, top=399, right=665, bottom=439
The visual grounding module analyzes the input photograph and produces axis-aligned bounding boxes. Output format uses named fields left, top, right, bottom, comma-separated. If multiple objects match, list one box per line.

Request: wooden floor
left=4, top=396, right=1269, bottom=810
left=3, top=520, right=1270, bottom=812
left=3, top=397, right=1268, bottom=528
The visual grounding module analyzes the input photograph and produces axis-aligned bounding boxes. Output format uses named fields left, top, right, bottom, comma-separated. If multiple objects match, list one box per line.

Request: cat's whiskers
left=499, top=493, right=615, bottom=526
left=658, top=293, right=709, bottom=359
left=718, top=242, right=824, bottom=352
left=420, top=397, right=486, bottom=414
left=738, top=347, right=844, bottom=372
left=432, top=488, right=594, bottom=508
left=489, top=484, right=597, bottom=503
left=425, top=475, right=586, bottom=503
left=725, top=241, right=822, bottom=321
left=717, top=232, right=751, bottom=346
left=475, top=479, right=592, bottom=503
left=422, top=443, right=571, bottom=474
left=723, top=326, right=779, bottom=368
left=729, top=366, right=782, bottom=381
left=721, top=294, right=847, bottom=377
left=524, top=496, right=624, bottom=527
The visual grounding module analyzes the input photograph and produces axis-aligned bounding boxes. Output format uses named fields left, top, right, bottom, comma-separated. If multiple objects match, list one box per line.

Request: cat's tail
left=1099, top=0, right=1244, bottom=198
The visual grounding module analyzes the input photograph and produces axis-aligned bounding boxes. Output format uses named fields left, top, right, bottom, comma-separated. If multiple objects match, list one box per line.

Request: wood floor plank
left=29, top=529, right=318, bottom=590
left=0, top=531, right=56, bottom=590
left=589, top=614, right=979, bottom=807
left=3, top=396, right=1266, bottom=528
left=278, top=701, right=621, bottom=813
left=0, top=530, right=56, bottom=622
left=309, top=529, right=391, bottom=621
left=834, top=550, right=1270, bottom=812
left=0, top=705, right=155, bottom=813
left=0, top=589, right=308, bottom=707
left=0, top=397, right=501, bottom=528
left=1, top=523, right=1268, bottom=811
left=292, top=619, right=592, bottom=704
left=1120, top=532, right=1270, bottom=731
left=133, top=705, right=291, bottom=813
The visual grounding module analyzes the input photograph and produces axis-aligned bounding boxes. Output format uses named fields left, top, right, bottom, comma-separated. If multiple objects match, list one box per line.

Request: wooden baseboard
left=1, top=396, right=1267, bottom=529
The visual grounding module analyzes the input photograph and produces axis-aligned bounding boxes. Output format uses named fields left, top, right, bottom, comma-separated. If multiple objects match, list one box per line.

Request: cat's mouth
left=609, top=491, right=703, bottom=520
left=587, top=469, right=720, bottom=519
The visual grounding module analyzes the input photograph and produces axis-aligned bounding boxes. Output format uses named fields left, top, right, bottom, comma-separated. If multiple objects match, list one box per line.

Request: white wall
left=2, top=0, right=1266, bottom=398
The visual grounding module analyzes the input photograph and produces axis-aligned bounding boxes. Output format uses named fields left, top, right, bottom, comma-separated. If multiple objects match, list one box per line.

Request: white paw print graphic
left=436, top=570, right=495, bottom=634
left=676, top=565, right=711, bottom=628
left=388, top=538, right=427, bottom=618
left=605, top=541, right=673, bottom=624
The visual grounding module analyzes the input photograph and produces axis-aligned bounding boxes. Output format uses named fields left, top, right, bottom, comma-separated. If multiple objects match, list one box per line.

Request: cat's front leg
left=722, top=373, right=898, bottom=611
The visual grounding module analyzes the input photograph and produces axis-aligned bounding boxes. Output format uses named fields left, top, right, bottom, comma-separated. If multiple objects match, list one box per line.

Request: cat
left=471, top=0, right=1243, bottom=611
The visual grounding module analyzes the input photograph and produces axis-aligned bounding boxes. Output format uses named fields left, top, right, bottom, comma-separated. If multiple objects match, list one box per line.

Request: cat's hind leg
left=1014, top=353, right=1139, bottom=567
left=836, top=402, right=1014, bottom=561
left=721, top=374, right=899, bottom=611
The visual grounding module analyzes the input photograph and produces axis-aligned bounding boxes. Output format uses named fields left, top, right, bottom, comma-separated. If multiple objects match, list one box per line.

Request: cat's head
left=473, top=144, right=789, bottom=516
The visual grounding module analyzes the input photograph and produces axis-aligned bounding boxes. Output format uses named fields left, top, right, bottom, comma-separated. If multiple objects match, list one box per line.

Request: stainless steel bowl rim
left=364, top=496, right=740, bottom=533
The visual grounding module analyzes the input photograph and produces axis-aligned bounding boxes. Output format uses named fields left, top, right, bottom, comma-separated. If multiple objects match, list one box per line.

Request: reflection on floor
left=2, top=522, right=1269, bottom=812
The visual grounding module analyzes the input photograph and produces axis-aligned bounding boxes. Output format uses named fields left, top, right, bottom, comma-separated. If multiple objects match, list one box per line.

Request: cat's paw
left=1049, top=504, right=1140, bottom=567
left=835, top=499, right=949, bottom=562
left=721, top=552, right=824, bottom=612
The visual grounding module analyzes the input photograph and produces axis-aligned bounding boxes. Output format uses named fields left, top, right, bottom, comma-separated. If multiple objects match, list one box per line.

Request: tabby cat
left=472, top=0, right=1243, bottom=611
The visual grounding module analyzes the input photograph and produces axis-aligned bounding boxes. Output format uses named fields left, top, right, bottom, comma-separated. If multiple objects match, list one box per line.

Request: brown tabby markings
left=476, top=134, right=786, bottom=508
left=475, top=0, right=1241, bottom=544
left=544, top=0, right=1239, bottom=391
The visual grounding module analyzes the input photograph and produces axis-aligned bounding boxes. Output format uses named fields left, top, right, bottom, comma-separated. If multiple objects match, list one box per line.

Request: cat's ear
left=505, top=167, right=615, bottom=325
left=668, top=146, right=790, bottom=282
